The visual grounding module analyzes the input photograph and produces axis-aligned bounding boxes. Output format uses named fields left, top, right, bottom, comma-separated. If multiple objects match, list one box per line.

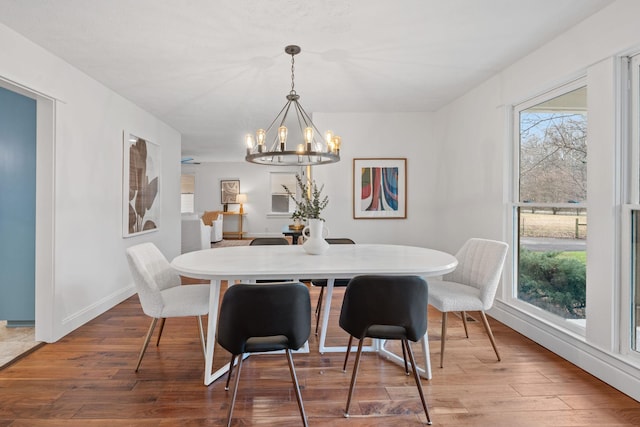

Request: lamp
left=236, top=193, right=247, bottom=214
left=245, top=45, right=341, bottom=166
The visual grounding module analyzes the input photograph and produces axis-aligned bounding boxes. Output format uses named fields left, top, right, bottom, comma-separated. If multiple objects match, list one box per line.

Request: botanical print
left=353, top=158, right=406, bottom=219
left=124, top=133, right=160, bottom=236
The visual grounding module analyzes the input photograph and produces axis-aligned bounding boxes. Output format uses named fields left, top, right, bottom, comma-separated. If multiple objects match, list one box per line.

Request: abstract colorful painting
left=353, top=158, right=406, bottom=219
left=123, top=132, right=160, bottom=237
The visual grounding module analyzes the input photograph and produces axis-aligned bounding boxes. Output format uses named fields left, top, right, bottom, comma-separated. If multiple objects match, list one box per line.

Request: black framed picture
left=221, top=179, right=240, bottom=204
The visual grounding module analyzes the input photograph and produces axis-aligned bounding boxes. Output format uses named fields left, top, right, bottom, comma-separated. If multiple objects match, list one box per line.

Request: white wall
left=0, top=23, right=181, bottom=342
left=185, top=112, right=440, bottom=246
left=434, top=0, right=640, bottom=400
left=182, top=161, right=302, bottom=236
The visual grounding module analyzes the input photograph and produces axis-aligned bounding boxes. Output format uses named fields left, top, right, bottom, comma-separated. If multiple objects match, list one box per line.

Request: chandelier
left=245, top=45, right=341, bottom=166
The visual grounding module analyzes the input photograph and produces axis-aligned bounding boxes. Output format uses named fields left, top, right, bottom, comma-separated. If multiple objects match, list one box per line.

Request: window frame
left=268, top=171, right=298, bottom=216
left=508, top=77, right=588, bottom=336
left=621, top=54, right=640, bottom=359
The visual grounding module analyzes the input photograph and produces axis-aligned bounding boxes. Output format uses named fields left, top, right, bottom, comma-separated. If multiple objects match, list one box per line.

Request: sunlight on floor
left=0, top=321, right=40, bottom=368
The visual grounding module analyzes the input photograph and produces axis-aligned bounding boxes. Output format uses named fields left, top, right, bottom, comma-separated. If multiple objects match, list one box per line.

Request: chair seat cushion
left=244, top=335, right=289, bottom=353
left=365, top=324, right=407, bottom=340
left=428, top=279, right=484, bottom=312
left=160, top=284, right=210, bottom=317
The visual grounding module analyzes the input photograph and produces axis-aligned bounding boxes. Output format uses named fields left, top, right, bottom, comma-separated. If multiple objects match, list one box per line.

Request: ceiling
left=0, top=0, right=614, bottom=162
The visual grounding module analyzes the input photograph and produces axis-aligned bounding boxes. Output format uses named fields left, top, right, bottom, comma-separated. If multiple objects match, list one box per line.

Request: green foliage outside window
left=518, top=249, right=586, bottom=319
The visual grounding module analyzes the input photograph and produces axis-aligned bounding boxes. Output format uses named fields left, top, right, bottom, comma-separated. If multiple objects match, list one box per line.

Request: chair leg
left=135, top=317, right=158, bottom=372
left=404, top=339, right=433, bottom=425
left=285, top=349, right=309, bottom=427
left=225, top=352, right=244, bottom=427
left=225, top=354, right=236, bottom=391
left=343, top=335, right=353, bottom=372
left=344, top=338, right=365, bottom=417
left=440, top=312, right=448, bottom=368
left=314, top=286, right=324, bottom=336
left=461, top=311, right=469, bottom=338
left=401, top=338, right=409, bottom=375
left=479, top=311, right=501, bottom=362
left=155, top=318, right=166, bottom=346
left=197, top=315, right=206, bottom=360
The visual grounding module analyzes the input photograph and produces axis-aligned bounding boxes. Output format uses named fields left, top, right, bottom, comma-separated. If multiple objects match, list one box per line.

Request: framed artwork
left=353, top=158, right=407, bottom=219
left=221, top=179, right=240, bottom=204
left=123, top=132, right=161, bottom=237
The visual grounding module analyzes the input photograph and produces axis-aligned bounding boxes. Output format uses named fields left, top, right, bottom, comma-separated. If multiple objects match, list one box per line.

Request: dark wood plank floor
left=1, top=281, right=640, bottom=426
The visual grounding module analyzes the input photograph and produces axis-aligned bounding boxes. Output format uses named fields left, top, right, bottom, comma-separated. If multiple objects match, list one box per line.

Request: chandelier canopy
left=244, top=45, right=341, bottom=166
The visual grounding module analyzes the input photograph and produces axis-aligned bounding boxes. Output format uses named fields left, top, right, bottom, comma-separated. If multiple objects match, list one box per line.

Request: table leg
left=318, top=278, right=333, bottom=354
left=204, top=279, right=222, bottom=386
left=378, top=331, right=432, bottom=380
left=317, top=278, right=376, bottom=354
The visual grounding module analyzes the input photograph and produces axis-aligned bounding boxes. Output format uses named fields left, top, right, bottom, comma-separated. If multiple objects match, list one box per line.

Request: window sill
left=266, top=212, right=293, bottom=219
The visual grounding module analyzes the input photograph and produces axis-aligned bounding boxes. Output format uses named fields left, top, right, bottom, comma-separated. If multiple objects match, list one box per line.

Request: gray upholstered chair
left=249, top=237, right=290, bottom=246
left=217, top=282, right=311, bottom=427
left=125, top=242, right=209, bottom=372
left=339, top=275, right=432, bottom=424
left=310, top=238, right=355, bottom=335
left=249, top=237, right=291, bottom=282
left=427, top=238, right=508, bottom=368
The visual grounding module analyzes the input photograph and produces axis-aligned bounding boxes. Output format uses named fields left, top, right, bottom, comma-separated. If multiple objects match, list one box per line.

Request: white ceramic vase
left=302, top=219, right=329, bottom=255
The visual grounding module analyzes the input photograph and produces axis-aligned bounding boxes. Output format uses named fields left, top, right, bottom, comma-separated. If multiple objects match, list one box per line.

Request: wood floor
left=1, top=281, right=640, bottom=426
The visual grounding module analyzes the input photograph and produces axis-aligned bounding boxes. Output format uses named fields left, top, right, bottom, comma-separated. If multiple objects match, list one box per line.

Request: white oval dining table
left=171, top=243, right=458, bottom=386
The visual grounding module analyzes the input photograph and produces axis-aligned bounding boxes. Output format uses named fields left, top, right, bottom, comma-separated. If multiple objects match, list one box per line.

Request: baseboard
left=490, top=300, right=640, bottom=402
left=53, top=285, right=136, bottom=342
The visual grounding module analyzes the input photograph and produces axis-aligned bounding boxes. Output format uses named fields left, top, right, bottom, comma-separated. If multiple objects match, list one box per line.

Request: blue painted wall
left=0, top=86, right=36, bottom=324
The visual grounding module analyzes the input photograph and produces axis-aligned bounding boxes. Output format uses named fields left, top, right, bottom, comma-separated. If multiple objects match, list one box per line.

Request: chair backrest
left=250, top=237, right=290, bottom=245
left=217, top=282, right=311, bottom=354
left=125, top=242, right=181, bottom=318
left=443, top=238, right=508, bottom=310
left=325, top=238, right=355, bottom=245
left=339, top=275, right=428, bottom=342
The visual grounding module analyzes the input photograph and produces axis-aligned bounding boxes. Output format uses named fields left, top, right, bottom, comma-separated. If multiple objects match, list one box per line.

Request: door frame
left=0, top=77, right=56, bottom=343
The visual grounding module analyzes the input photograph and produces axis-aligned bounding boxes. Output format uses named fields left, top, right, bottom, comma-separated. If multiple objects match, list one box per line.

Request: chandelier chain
left=290, top=53, right=296, bottom=94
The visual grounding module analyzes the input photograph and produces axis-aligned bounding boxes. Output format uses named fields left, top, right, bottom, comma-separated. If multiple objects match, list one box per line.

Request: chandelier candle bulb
left=304, top=126, right=314, bottom=151
left=278, top=126, right=288, bottom=151
left=245, top=134, right=255, bottom=154
left=333, top=136, right=342, bottom=153
left=325, top=130, right=333, bottom=144
left=256, top=128, right=266, bottom=150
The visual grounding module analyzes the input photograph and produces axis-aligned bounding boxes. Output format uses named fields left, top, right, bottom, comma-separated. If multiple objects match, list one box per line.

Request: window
left=180, top=174, right=195, bottom=213
left=512, top=82, right=588, bottom=332
left=270, top=172, right=297, bottom=214
left=628, top=54, right=640, bottom=354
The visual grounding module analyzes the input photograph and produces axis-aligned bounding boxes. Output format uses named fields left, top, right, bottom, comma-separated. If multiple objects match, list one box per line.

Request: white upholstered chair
left=125, top=242, right=209, bottom=372
left=181, top=214, right=211, bottom=253
left=428, top=238, right=508, bottom=368
left=210, top=214, right=223, bottom=242
left=201, top=211, right=223, bottom=243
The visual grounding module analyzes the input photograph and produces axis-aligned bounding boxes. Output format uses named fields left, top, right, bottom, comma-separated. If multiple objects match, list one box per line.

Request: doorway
left=0, top=77, right=55, bottom=359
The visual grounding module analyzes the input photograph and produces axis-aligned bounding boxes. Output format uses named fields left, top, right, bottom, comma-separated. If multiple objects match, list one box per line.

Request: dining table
left=171, top=243, right=458, bottom=386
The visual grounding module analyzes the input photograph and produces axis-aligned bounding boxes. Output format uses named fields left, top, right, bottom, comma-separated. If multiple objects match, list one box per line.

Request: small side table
left=282, top=225, right=304, bottom=245
left=222, top=212, right=246, bottom=239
